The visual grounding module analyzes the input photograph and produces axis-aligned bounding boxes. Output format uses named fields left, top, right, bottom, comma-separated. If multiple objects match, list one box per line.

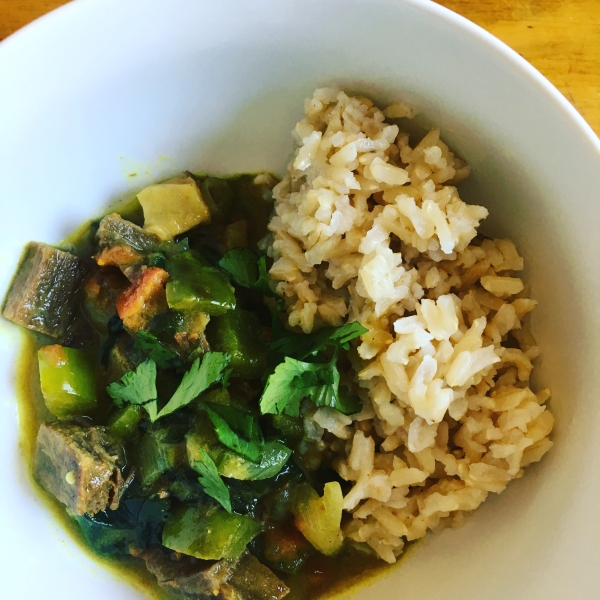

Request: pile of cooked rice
left=264, top=88, right=554, bottom=563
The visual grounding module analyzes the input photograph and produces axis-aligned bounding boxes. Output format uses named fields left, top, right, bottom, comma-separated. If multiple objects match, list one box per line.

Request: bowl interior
left=1, top=0, right=600, bottom=598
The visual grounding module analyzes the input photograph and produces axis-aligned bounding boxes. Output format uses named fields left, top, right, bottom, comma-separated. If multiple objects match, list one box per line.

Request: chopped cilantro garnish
left=259, top=348, right=361, bottom=417
left=190, top=447, right=232, bottom=513
left=155, top=352, right=231, bottom=420
left=270, top=321, right=368, bottom=360
left=106, top=359, right=157, bottom=410
left=134, top=331, right=183, bottom=370
left=106, top=352, right=231, bottom=422
left=205, top=404, right=264, bottom=462
left=218, top=249, right=278, bottom=297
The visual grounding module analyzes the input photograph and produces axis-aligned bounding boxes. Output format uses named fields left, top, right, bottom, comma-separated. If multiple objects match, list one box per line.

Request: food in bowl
left=3, top=89, right=554, bottom=599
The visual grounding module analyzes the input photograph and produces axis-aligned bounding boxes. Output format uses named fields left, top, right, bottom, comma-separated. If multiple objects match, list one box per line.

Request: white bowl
left=1, top=0, right=600, bottom=598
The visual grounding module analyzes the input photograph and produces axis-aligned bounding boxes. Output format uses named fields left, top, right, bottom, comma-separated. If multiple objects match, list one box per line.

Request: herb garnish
left=205, top=404, right=264, bottom=462
left=106, top=352, right=231, bottom=422
left=189, top=447, right=232, bottom=513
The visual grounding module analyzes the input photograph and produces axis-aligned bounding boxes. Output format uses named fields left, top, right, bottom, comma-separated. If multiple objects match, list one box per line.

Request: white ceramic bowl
left=1, top=0, right=600, bottom=598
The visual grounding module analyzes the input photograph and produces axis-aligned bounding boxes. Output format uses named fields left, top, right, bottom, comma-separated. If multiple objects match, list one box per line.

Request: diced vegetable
left=2, top=242, right=88, bottom=338
left=107, top=404, right=144, bottom=440
left=271, top=414, right=304, bottom=445
left=135, top=547, right=289, bottom=600
left=138, top=176, right=211, bottom=241
left=95, top=245, right=142, bottom=268
left=135, top=427, right=186, bottom=490
left=224, top=220, right=248, bottom=250
left=262, top=482, right=296, bottom=524
left=199, top=177, right=234, bottom=224
left=165, top=252, right=235, bottom=316
left=227, top=551, right=290, bottom=599
left=116, top=266, right=169, bottom=331
left=38, top=345, right=97, bottom=419
left=186, top=419, right=291, bottom=481
left=264, top=524, right=314, bottom=573
left=292, top=482, right=344, bottom=556
left=34, top=422, right=125, bottom=516
left=206, top=309, right=268, bottom=379
left=96, top=213, right=161, bottom=253
left=82, top=268, right=128, bottom=333
left=162, top=504, right=262, bottom=560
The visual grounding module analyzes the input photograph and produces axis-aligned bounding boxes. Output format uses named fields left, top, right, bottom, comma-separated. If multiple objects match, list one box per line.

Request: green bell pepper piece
left=37, top=345, right=97, bottom=419
left=206, top=309, right=267, bottom=379
left=135, top=428, right=186, bottom=490
left=162, top=503, right=262, bottom=560
left=165, top=252, right=235, bottom=316
left=107, top=404, right=144, bottom=440
left=186, top=419, right=291, bottom=481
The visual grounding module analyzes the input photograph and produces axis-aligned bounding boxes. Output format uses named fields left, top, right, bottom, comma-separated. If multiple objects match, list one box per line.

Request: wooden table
left=1, top=0, right=598, bottom=136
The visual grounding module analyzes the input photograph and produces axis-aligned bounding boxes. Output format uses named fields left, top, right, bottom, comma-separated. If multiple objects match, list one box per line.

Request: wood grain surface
left=0, top=0, right=598, bottom=135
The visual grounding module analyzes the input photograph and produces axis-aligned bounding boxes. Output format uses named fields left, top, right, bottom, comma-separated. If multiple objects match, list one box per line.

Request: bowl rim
left=1, top=0, right=599, bottom=157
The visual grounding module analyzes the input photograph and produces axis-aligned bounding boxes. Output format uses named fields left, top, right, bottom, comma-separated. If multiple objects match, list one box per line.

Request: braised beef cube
left=2, top=242, right=88, bottom=337
left=133, top=546, right=236, bottom=600
left=134, top=547, right=289, bottom=600
left=105, top=334, right=142, bottom=383
left=227, top=552, right=290, bottom=600
left=96, top=213, right=161, bottom=253
left=34, top=422, right=125, bottom=516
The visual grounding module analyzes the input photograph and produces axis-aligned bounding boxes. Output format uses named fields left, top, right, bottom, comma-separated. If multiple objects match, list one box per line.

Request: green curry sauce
left=13, top=173, right=405, bottom=600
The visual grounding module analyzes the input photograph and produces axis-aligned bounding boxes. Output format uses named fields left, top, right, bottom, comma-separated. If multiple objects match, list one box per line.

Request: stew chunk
left=135, top=547, right=289, bottom=600
left=35, top=422, right=125, bottom=516
left=2, top=242, right=87, bottom=337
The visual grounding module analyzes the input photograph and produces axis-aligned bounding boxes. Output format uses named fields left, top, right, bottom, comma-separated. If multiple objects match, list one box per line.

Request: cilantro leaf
left=259, top=349, right=361, bottom=416
left=218, top=249, right=278, bottom=297
left=254, top=255, right=277, bottom=297
left=218, top=248, right=258, bottom=288
left=134, top=331, right=183, bottom=370
left=155, top=352, right=231, bottom=420
left=190, top=447, right=232, bottom=513
left=270, top=321, right=368, bottom=360
left=221, top=368, right=233, bottom=391
left=106, top=360, right=157, bottom=409
left=205, top=404, right=264, bottom=462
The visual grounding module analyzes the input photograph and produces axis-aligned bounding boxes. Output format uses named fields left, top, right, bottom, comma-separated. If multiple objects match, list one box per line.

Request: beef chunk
left=96, top=213, right=161, bottom=254
left=2, top=242, right=88, bottom=337
left=227, top=552, right=290, bottom=600
left=35, top=422, right=125, bottom=516
left=134, top=548, right=289, bottom=600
